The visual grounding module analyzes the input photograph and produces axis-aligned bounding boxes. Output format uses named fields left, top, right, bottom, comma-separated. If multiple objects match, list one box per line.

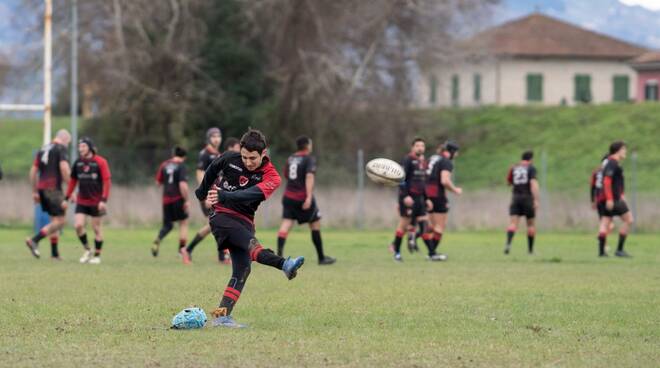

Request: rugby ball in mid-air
left=366, top=158, right=405, bottom=186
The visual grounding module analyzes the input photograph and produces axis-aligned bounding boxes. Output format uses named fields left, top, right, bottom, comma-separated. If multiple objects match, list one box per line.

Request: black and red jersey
left=425, top=154, right=453, bottom=199
left=400, top=153, right=427, bottom=197
left=67, top=155, right=112, bottom=206
left=283, top=152, right=316, bottom=201
left=195, top=151, right=281, bottom=225
left=33, top=143, right=68, bottom=190
left=602, top=156, right=624, bottom=201
left=197, top=146, right=221, bottom=172
left=507, top=162, right=537, bottom=196
left=591, top=157, right=609, bottom=203
left=156, top=159, right=188, bottom=204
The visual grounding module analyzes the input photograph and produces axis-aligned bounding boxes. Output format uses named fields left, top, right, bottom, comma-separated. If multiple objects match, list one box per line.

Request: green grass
left=420, top=103, right=660, bottom=192
left=1, top=227, right=658, bottom=367
left=0, top=117, right=73, bottom=178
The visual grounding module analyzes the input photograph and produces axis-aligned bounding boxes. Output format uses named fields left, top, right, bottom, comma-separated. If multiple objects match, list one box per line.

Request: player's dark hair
left=609, top=141, right=626, bottom=155
left=173, top=146, right=187, bottom=158
left=521, top=150, right=534, bottom=161
left=224, top=137, right=239, bottom=150
left=411, top=137, right=425, bottom=146
left=240, top=129, right=267, bottom=154
left=296, top=136, right=311, bottom=151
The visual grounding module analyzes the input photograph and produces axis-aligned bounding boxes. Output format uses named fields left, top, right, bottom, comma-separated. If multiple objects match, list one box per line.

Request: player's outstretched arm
left=218, top=164, right=281, bottom=204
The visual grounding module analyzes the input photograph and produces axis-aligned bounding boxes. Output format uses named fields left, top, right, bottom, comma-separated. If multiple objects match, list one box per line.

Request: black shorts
left=398, top=195, right=426, bottom=218
left=510, top=196, right=535, bottom=219
left=39, top=189, right=65, bottom=217
left=282, top=196, right=321, bottom=224
left=428, top=196, right=449, bottom=214
left=75, top=204, right=106, bottom=217
left=598, top=200, right=629, bottom=218
left=163, top=199, right=189, bottom=223
left=210, top=213, right=255, bottom=252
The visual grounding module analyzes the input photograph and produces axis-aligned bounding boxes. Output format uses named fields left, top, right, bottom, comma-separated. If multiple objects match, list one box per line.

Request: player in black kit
left=424, top=141, right=461, bottom=261
left=25, top=129, right=72, bottom=259
left=195, top=129, right=305, bottom=328
left=183, top=127, right=228, bottom=264
left=276, top=136, right=335, bottom=265
left=152, top=147, right=190, bottom=258
left=504, top=150, right=540, bottom=255
left=596, top=141, right=633, bottom=258
left=389, top=138, right=429, bottom=262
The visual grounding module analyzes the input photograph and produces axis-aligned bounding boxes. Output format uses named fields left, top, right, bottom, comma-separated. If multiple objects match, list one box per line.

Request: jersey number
left=166, top=167, right=175, bottom=184
left=426, top=156, right=440, bottom=176
left=512, top=167, right=528, bottom=185
left=288, top=163, right=298, bottom=180
left=40, top=145, right=52, bottom=165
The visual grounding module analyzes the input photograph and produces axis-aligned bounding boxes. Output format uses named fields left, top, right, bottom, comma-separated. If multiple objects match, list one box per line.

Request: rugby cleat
left=25, top=238, right=41, bottom=259
left=599, top=252, right=609, bottom=258
left=180, top=248, right=191, bottom=265
left=282, top=256, right=305, bottom=280
left=211, top=315, right=247, bottom=329
left=504, top=245, right=511, bottom=255
left=89, top=256, right=101, bottom=264
left=427, top=253, right=448, bottom=262
left=615, top=250, right=632, bottom=258
left=151, top=243, right=159, bottom=257
left=393, top=253, right=403, bottom=262
left=318, top=256, right=336, bottom=265
left=79, top=250, right=93, bottom=263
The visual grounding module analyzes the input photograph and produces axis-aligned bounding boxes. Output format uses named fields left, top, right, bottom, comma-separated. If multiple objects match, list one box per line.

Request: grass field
left=0, top=226, right=658, bottom=367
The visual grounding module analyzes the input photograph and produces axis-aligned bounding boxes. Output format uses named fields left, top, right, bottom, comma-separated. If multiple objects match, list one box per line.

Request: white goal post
left=0, top=0, right=52, bottom=145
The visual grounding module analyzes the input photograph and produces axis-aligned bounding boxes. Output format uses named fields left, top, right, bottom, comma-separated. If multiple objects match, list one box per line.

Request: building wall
left=635, top=70, right=660, bottom=102
left=418, top=58, right=637, bottom=107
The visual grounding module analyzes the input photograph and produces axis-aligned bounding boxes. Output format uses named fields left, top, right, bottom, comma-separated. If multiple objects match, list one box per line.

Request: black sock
left=32, top=230, right=47, bottom=244
left=94, top=239, right=103, bottom=256
left=598, top=233, right=607, bottom=255
left=157, top=222, right=173, bottom=242
left=78, top=233, right=90, bottom=250
left=422, top=233, right=435, bottom=256
left=311, top=230, right=325, bottom=260
left=218, top=258, right=251, bottom=316
left=506, top=231, right=515, bottom=245
left=255, top=248, right=285, bottom=269
left=179, top=239, right=186, bottom=251
left=50, top=240, right=59, bottom=258
left=527, top=235, right=535, bottom=253
left=617, top=233, right=627, bottom=252
left=186, top=234, right=204, bottom=254
left=277, top=236, right=286, bottom=257
left=393, top=232, right=403, bottom=253
left=432, top=232, right=442, bottom=254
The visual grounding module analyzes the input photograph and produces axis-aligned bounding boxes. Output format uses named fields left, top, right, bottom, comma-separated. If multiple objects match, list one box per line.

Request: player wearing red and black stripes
left=151, top=147, right=190, bottom=258
left=504, top=151, right=540, bottom=255
left=25, top=129, right=72, bottom=259
left=596, top=141, right=633, bottom=258
left=389, top=138, right=429, bottom=261
left=183, top=127, right=228, bottom=264
left=276, top=136, right=336, bottom=265
left=195, top=129, right=304, bottom=328
left=65, top=137, right=112, bottom=264
left=424, top=141, right=461, bottom=261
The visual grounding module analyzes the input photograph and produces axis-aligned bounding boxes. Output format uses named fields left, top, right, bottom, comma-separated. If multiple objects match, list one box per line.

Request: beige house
left=418, top=14, right=647, bottom=108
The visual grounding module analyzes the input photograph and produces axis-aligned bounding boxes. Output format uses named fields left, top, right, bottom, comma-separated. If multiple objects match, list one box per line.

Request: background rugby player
left=276, top=136, right=335, bottom=265
left=389, top=138, right=428, bottom=262
left=195, top=129, right=305, bottom=328
left=25, top=129, right=72, bottom=259
left=66, top=137, right=112, bottom=264
left=596, top=141, right=633, bottom=258
left=424, top=141, right=461, bottom=261
left=152, top=147, right=190, bottom=258
left=504, top=150, right=539, bottom=255
left=184, top=128, right=227, bottom=264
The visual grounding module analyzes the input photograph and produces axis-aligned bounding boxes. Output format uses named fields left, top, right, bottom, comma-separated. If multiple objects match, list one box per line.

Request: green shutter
left=526, top=74, right=543, bottom=102
left=613, top=75, right=629, bottom=102
left=574, top=74, right=592, bottom=103
left=429, top=75, right=438, bottom=105
left=451, top=74, right=459, bottom=106
left=473, top=74, right=481, bottom=103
